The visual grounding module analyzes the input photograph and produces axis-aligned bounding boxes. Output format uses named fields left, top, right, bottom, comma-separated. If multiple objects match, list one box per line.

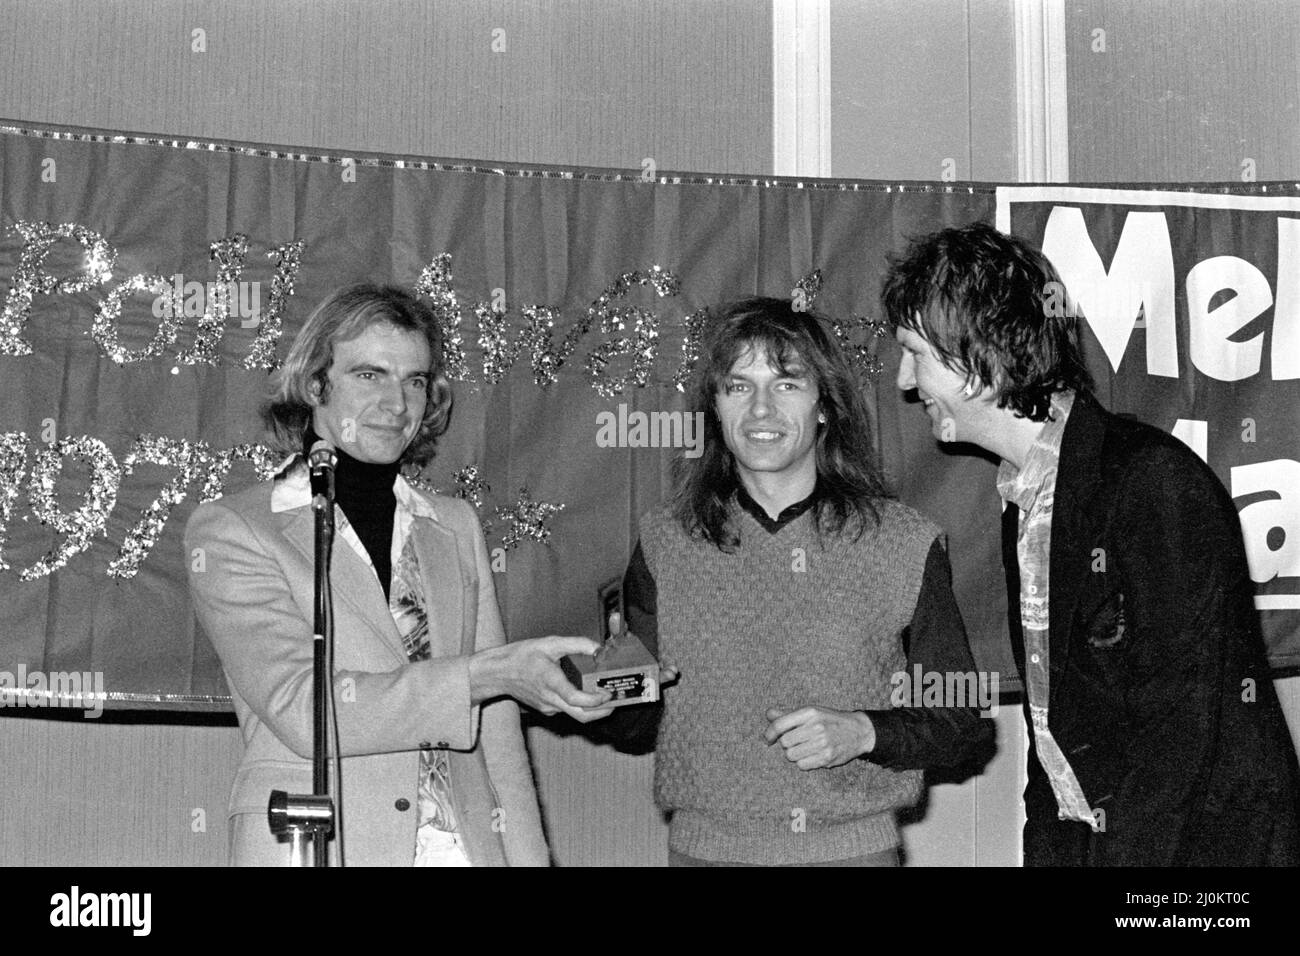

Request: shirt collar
left=269, top=453, right=439, bottom=520
left=996, top=390, right=1076, bottom=512
left=735, top=482, right=820, bottom=534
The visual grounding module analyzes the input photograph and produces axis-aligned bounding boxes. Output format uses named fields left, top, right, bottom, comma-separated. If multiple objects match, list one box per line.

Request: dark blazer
left=1002, top=390, right=1300, bottom=866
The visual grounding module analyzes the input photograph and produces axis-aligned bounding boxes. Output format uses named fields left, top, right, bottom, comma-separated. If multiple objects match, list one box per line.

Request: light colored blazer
left=184, top=462, right=549, bottom=866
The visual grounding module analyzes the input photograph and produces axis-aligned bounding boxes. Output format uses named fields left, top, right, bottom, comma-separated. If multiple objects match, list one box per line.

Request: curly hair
left=261, top=283, right=453, bottom=467
left=880, top=221, right=1093, bottom=422
left=672, top=296, right=890, bottom=550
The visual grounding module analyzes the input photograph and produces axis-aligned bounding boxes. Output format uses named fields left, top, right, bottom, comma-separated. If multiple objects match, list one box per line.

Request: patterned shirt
left=388, top=530, right=458, bottom=838
left=333, top=481, right=461, bottom=852
left=996, top=390, right=1099, bottom=831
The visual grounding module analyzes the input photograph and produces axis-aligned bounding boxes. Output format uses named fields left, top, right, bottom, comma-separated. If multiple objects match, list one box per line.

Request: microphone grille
left=308, top=440, right=337, bottom=468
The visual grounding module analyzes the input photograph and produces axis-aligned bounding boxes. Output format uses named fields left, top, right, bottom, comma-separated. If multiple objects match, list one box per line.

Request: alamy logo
left=152, top=275, right=261, bottom=326
left=595, top=403, right=705, bottom=458
left=890, top=665, right=1000, bottom=717
left=0, top=666, right=105, bottom=718
left=49, top=886, right=151, bottom=935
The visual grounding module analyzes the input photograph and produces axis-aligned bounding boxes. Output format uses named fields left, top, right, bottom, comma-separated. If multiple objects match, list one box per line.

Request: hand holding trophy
left=560, top=579, right=665, bottom=708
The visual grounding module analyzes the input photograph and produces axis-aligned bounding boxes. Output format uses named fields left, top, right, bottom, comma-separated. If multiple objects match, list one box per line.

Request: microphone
left=308, top=439, right=337, bottom=502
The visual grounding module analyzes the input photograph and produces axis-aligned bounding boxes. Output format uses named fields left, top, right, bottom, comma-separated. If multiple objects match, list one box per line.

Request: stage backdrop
left=0, top=121, right=1296, bottom=714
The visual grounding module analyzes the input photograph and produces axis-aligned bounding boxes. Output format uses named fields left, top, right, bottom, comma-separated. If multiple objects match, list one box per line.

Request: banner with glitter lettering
left=997, top=186, right=1300, bottom=666
left=2, top=123, right=1296, bottom=713
left=0, top=121, right=1005, bottom=710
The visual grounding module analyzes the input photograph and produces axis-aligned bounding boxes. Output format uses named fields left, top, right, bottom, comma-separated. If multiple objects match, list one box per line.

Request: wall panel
left=830, top=0, right=1017, bottom=182
left=1066, top=0, right=1300, bottom=182
left=0, top=0, right=771, bottom=173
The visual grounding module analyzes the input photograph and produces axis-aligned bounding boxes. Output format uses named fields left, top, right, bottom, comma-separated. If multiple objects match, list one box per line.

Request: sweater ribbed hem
left=668, top=810, right=900, bottom=865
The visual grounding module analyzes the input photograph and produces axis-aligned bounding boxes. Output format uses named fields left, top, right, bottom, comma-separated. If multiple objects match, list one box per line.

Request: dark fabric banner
left=0, top=123, right=1294, bottom=713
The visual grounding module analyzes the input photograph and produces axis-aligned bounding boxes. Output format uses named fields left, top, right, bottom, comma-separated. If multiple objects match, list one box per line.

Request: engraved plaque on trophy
left=560, top=578, right=661, bottom=707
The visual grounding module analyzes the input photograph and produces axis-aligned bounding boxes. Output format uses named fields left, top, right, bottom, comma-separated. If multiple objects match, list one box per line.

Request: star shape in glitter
left=494, top=487, right=565, bottom=550
left=451, top=464, right=490, bottom=510
left=792, top=268, right=823, bottom=305
left=860, top=315, right=889, bottom=377
left=831, top=314, right=890, bottom=379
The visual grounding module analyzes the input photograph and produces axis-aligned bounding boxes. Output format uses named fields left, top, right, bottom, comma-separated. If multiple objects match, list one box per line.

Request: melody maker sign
left=999, top=187, right=1300, bottom=647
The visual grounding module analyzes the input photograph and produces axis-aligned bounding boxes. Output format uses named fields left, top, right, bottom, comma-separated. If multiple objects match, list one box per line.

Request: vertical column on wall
left=1014, top=0, right=1069, bottom=182
left=773, top=0, right=831, bottom=177
left=1011, top=0, right=1069, bottom=867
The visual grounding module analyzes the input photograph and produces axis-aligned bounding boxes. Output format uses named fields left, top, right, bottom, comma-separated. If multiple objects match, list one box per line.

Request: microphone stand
left=268, top=447, right=337, bottom=866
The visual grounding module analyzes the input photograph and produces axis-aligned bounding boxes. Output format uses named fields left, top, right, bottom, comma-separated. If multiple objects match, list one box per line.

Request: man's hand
left=469, top=636, right=615, bottom=722
left=763, top=706, right=876, bottom=770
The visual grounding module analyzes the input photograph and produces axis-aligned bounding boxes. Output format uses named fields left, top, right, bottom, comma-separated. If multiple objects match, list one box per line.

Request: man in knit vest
left=597, top=297, right=994, bottom=866
left=883, top=222, right=1300, bottom=866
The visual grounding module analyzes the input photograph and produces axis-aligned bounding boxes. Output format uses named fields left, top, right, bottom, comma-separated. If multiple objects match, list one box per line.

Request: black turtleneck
left=304, top=426, right=401, bottom=599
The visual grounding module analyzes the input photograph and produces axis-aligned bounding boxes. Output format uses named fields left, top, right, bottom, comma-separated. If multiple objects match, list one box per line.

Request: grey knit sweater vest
left=641, top=498, right=937, bottom=864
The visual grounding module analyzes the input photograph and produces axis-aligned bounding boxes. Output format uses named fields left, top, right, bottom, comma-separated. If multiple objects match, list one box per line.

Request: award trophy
left=560, top=578, right=661, bottom=707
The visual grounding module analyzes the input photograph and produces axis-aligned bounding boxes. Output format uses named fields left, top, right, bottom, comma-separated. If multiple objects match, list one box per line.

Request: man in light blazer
left=186, top=283, right=613, bottom=866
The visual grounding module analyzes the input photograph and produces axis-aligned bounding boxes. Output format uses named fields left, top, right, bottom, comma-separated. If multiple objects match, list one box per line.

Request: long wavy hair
left=262, top=283, right=453, bottom=467
left=881, top=221, right=1093, bottom=422
left=672, top=297, right=890, bottom=550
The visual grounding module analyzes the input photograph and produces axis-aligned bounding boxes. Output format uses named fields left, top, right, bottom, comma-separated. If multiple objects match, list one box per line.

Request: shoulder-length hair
left=672, top=296, right=890, bottom=550
left=880, top=221, right=1093, bottom=422
left=262, top=283, right=453, bottom=467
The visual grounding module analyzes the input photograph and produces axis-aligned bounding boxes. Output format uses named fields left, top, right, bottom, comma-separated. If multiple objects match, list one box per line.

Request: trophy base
left=561, top=631, right=660, bottom=707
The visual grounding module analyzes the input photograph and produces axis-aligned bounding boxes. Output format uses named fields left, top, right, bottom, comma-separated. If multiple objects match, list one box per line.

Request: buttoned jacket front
left=185, top=462, right=549, bottom=866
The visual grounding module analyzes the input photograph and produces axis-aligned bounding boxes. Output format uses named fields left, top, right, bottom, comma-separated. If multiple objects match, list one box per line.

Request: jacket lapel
left=269, top=463, right=477, bottom=663
left=410, top=513, right=476, bottom=659
left=1048, top=391, right=1109, bottom=709
left=1001, top=502, right=1027, bottom=685
left=277, top=507, right=410, bottom=666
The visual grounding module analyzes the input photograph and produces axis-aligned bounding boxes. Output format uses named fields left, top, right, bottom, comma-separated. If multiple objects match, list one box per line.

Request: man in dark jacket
left=882, top=221, right=1300, bottom=866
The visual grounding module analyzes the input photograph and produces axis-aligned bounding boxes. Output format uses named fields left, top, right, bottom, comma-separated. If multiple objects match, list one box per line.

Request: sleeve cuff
left=860, top=709, right=902, bottom=765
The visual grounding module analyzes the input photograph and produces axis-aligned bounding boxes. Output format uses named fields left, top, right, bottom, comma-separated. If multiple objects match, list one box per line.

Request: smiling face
left=895, top=324, right=992, bottom=445
left=311, top=321, right=431, bottom=464
left=715, top=342, right=821, bottom=499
